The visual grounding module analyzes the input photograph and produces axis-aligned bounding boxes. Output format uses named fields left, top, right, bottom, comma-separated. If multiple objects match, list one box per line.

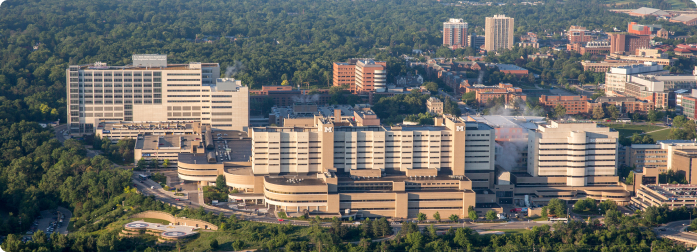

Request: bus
left=549, top=218, right=568, bottom=222
left=138, top=174, right=148, bottom=180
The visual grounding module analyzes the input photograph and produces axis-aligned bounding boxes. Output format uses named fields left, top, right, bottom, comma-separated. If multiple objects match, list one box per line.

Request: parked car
left=278, top=219, right=284, bottom=222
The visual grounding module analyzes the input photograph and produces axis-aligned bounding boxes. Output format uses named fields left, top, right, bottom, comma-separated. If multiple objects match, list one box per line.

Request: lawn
left=646, top=128, right=672, bottom=141
left=601, top=124, right=665, bottom=139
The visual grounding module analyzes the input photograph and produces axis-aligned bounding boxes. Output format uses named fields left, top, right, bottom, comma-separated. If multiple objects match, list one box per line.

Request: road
left=655, top=220, right=697, bottom=246
left=52, top=124, right=69, bottom=143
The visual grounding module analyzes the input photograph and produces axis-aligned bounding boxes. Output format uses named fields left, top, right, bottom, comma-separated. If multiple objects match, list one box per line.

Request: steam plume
left=225, top=60, right=246, bottom=78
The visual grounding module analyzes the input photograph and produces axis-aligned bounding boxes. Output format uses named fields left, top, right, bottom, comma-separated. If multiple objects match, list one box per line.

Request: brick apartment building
left=333, top=58, right=387, bottom=94
left=443, top=18, right=468, bottom=49
left=539, top=95, right=591, bottom=115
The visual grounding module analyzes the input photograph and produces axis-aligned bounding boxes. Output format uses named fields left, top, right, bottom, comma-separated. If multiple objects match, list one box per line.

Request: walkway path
left=639, top=127, right=670, bottom=135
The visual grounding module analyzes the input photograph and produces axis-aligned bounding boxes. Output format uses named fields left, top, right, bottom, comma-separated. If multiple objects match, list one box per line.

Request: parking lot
left=23, top=208, right=68, bottom=242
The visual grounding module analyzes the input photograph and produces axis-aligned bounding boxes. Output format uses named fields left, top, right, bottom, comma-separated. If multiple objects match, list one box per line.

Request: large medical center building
left=68, top=55, right=635, bottom=219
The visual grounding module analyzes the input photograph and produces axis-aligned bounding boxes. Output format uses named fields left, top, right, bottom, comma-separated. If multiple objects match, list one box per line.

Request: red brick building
left=468, top=83, right=527, bottom=105
left=610, top=33, right=650, bottom=55
left=332, top=59, right=386, bottom=94
left=539, top=95, right=591, bottom=115
left=568, top=26, right=592, bottom=44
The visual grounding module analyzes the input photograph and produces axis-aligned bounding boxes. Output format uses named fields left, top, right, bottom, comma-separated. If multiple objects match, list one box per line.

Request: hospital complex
left=68, top=55, right=690, bottom=219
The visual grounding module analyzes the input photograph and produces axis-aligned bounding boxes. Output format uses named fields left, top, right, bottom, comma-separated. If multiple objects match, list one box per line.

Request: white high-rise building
left=66, top=54, right=248, bottom=135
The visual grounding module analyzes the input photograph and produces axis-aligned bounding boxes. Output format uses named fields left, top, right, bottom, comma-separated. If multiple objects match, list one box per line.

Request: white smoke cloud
left=495, top=140, right=528, bottom=171
left=225, top=60, right=246, bottom=78
left=291, top=94, right=320, bottom=103
left=485, top=98, right=545, bottom=117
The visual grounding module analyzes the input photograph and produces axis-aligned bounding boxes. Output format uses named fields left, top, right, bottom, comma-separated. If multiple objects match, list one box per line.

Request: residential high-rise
left=66, top=54, right=249, bottom=135
left=484, top=15, right=514, bottom=52
left=332, top=58, right=386, bottom=94
left=609, top=33, right=650, bottom=54
left=443, top=18, right=468, bottom=49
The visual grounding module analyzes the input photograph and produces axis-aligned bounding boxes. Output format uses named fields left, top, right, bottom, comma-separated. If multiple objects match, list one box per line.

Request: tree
left=215, top=175, right=226, bottom=191
left=281, top=80, right=289, bottom=86
left=210, top=239, right=219, bottom=249
left=424, top=82, right=439, bottom=92
left=626, top=171, right=634, bottom=185
left=554, top=104, right=566, bottom=119
left=468, top=208, right=478, bottom=221
left=691, top=218, right=697, bottom=231
left=486, top=210, right=498, bottom=220
left=136, top=158, right=147, bottom=170
left=607, top=104, right=619, bottom=120
left=417, top=212, right=426, bottom=222
left=592, top=106, right=605, bottom=120
left=541, top=206, right=548, bottom=218
left=433, top=211, right=441, bottom=222
left=449, top=214, right=459, bottom=223
left=547, top=199, right=567, bottom=217
left=162, top=159, right=170, bottom=168
left=150, top=159, right=159, bottom=169
left=462, top=91, right=476, bottom=105
left=648, top=109, right=660, bottom=122
left=573, top=198, right=596, bottom=213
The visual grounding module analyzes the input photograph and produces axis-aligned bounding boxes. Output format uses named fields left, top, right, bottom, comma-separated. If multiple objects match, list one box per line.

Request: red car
left=278, top=219, right=284, bottom=222
left=175, top=198, right=180, bottom=201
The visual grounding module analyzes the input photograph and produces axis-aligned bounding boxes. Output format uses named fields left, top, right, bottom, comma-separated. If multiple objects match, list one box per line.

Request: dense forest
left=2, top=0, right=697, bottom=123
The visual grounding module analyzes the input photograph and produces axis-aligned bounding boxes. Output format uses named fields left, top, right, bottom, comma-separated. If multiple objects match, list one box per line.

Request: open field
left=645, top=128, right=672, bottom=141
left=601, top=124, right=665, bottom=138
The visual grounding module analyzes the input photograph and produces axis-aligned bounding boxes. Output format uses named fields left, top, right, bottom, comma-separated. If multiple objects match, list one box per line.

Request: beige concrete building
left=520, top=121, right=631, bottom=204
left=134, top=134, right=203, bottom=168
left=604, top=62, right=668, bottom=96
left=96, top=121, right=201, bottom=141
left=527, top=121, right=619, bottom=187
left=426, top=97, right=444, bottom=115
left=176, top=116, right=496, bottom=219
left=632, top=184, right=697, bottom=210
left=484, top=15, right=514, bottom=52
left=67, top=55, right=249, bottom=136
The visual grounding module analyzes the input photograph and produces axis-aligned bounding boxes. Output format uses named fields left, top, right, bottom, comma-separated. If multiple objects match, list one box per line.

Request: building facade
left=66, top=55, right=249, bottom=135
left=568, top=26, right=592, bottom=44
left=484, top=15, right=514, bottom=52
left=527, top=121, right=619, bottom=187
left=443, top=18, right=468, bottom=49
left=539, top=95, right=591, bottom=115
left=609, top=33, right=650, bottom=54
left=427, top=97, right=444, bottom=115
left=176, top=116, right=497, bottom=219
left=333, top=59, right=387, bottom=94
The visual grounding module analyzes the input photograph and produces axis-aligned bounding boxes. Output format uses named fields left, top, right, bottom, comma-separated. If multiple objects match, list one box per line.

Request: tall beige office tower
left=484, top=15, right=514, bottom=52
